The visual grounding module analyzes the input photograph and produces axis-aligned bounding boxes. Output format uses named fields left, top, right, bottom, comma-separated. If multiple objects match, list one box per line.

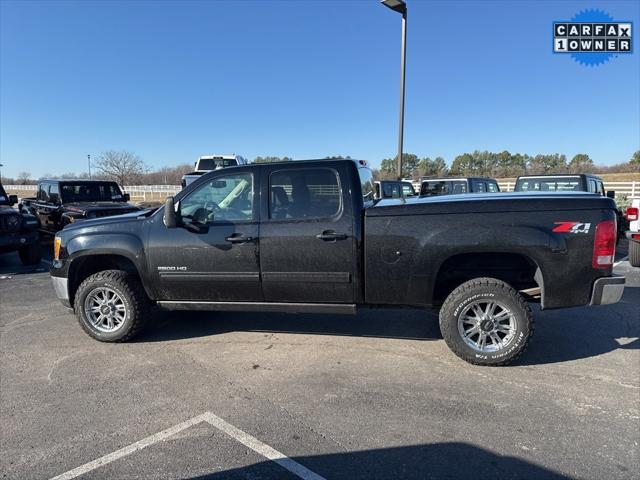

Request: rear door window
left=474, top=181, right=487, bottom=193
left=402, top=184, right=415, bottom=197
left=269, top=168, right=341, bottom=220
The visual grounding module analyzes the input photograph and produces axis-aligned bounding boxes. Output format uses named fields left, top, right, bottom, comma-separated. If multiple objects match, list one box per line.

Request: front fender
left=53, top=232, right=151, bottom=299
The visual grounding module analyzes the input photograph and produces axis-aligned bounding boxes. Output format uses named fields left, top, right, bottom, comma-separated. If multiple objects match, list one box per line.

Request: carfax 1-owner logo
left=553, top=9, right=633, bottom=66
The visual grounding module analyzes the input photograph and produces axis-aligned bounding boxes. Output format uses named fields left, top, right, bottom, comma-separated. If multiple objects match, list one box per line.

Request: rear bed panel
left=364, top=195, right=616, bottom=309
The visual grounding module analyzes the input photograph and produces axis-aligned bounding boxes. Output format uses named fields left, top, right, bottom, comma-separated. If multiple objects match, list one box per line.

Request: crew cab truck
left=20, top=180, right=140, bottom=233
left=181, top=155, right=248, bottom=188
left=50, top=159, right=624, bottom=366
left=420, top=177, right=500, bottom=196
left=0, top=183, right=41, bottom=265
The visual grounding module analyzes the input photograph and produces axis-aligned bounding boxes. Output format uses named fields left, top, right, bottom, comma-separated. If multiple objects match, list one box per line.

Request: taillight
left=627, top=207, right=638, bottom=222
left=592, top=219, right=616, bottom=269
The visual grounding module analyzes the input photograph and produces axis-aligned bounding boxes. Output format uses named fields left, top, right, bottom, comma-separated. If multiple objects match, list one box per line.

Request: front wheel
left=74, top=270, right=149, bottom=342
left=439, top=278, right=533, bottom=366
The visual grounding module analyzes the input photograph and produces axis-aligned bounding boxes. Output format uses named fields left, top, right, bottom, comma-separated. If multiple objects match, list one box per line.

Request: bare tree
left=94, top=150, right=148, bottom=186
left=17, top=171, right=31, bottom=185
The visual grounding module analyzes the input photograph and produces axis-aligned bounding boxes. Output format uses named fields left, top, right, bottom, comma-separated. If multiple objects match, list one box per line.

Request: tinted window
left=180, top=172, right=253, bottom=223
left=270, top=168, right=340, bottom=220
left=60, top=183, right=124, bottom=202
left=421, top=181, right=448, bottom=196
left=49, top=183, right=60, bottom=203
left=516, top=178, right=581, bottom=192
left=39, top=183, right=49, bottom=202
left=487, top=181, right=500, bottom=192
left=197, top=158, right=238, bottom=170
left=402, top=184, right=416, bottom=196
left=450, top=181, right=467, bottom=194
left=474, top=181, right=487, bottom=193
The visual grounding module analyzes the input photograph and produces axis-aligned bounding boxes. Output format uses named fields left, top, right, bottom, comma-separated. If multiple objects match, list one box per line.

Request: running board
left=157, top=301, right=357, bottom=315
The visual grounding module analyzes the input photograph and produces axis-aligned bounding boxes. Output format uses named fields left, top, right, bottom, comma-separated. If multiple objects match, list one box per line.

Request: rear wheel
left=439, top=277, right=533, bottom=366
left=18, top=242, right=42, bottom=266
left=630, top=240, right=640, bottom=267
left=74, top=270, right=149, bottom=342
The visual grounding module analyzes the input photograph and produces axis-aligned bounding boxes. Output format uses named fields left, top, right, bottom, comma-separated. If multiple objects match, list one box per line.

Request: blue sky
left=1, top=0, right=638, bottom=179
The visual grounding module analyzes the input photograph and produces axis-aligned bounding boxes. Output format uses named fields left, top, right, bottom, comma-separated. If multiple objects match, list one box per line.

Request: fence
left=4, top=180, right=640, bottom=202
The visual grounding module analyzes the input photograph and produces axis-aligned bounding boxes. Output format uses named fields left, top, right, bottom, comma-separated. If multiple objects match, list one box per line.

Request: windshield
left=516, top=177, right=581, bottom=192
left=197, top=159, right=238, bottom=170
left=60, top=182, right=124, bottom=202
left=0, top=184, right=9, bottom=205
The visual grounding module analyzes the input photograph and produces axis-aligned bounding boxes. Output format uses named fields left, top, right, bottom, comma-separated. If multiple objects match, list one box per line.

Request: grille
left=0, top=214, right=22, bottom=232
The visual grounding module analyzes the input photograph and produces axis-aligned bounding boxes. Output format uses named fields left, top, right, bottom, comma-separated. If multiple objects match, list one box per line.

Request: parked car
left=626, top=199, right=640, bottom=267
left=514, top=174, right=627, bottom=241
left=374, top=180, right=416, bottom=199
left=514, top=174, right=612, bottom=195
left=50, top=159, right=624, bottom=366
left=20, top=180, right=140, bottom=233
left=420, top=177, right=500, bottom=196
left=0, top=182, right=41, bottom=265
left=181, top=155, right=248, bottom=188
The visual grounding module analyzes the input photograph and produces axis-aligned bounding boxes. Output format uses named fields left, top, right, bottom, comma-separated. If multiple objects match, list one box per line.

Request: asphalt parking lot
left=1, top=238, right=638, bottom=480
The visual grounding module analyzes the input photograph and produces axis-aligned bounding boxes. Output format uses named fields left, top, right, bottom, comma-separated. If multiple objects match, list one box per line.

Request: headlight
left=54, top=236, right=61, bottom=261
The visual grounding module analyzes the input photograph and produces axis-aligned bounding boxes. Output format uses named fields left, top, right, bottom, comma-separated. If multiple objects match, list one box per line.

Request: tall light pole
left=87, top=154, right=91, bottom=179
left=381, top=0, right=407, bottom=180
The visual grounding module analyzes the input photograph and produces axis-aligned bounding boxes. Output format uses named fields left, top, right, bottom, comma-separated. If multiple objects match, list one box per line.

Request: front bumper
left=589, top=276, right=625, bottom=306
left=0, top=230, right=39, bottom=253
left=51, top=276, right=72, bottom=308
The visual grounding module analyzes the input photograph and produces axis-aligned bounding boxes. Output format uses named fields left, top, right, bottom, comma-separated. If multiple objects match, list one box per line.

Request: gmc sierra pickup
left=50, top=159, right=625, bottom=366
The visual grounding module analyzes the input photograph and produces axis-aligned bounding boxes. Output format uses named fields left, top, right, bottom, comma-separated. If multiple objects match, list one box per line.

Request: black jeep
left=0, top=183, right=42, bottom=265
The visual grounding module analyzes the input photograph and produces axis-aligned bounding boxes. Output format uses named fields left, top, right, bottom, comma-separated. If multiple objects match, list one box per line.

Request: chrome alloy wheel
left=457, top=300, right=517, bottom=353
left=84, top=287, right=127, bottom=333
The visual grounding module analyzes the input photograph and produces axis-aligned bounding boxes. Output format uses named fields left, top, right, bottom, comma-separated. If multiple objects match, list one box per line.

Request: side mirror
left=9, top=195, right=18, bottom=206
left=606, top=190, right=615, bottom=199
left=123, top=193, right=130, bottom=201
left=163, top=196, right=177, bottom=228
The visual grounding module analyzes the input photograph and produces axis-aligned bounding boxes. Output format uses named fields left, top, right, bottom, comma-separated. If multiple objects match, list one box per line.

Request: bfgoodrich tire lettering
left=74, top=270, right=149, bottom=342
left=439, top=277, right=533, bottom=366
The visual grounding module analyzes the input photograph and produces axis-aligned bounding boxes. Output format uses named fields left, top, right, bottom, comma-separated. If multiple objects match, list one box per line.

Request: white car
left=181, top=155, right=248, bottom=188
left=626, top=198, right=640, bottom=267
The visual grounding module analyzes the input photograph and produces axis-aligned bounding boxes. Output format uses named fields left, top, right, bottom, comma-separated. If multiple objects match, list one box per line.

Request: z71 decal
left=552, top=222, right=591, bottom=234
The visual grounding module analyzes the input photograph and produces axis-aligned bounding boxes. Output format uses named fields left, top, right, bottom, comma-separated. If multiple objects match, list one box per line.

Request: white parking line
left=49, top=411, right=326, bottom=480
left=202, top=412, right=326, bottom=480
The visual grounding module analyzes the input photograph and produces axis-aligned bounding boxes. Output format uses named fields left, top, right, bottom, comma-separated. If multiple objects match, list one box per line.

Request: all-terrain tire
left=18, top=242, right=42, bottom=266
left=630, top=240, right=640, bottom=268
left=439, top=277, right=533, bottom=366
left=74, top=270, right=149, bottom=342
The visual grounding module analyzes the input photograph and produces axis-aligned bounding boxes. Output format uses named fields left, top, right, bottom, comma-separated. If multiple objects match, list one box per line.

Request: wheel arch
left=431, top=251, right=545, bottom=306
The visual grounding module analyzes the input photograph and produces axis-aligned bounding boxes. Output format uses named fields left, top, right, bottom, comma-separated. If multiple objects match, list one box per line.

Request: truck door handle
left=225, top=234, right=254, bottom=244
left=316, top=230, right=347, bottom=241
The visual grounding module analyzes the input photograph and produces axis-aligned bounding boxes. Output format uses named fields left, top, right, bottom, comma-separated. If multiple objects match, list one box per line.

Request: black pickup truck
left=50, top=159, right=624, bottom=366
left=0, top=183, right=41, bottom=265
left=20, top=180, right=140, bottom=233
